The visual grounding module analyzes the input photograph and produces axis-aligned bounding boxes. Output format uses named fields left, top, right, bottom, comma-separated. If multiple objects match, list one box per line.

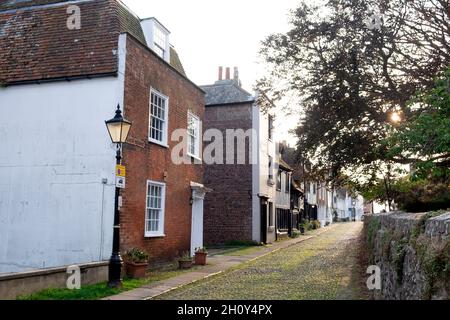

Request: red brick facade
left=120, top=35, right=204, bottom=262
left=203, top=103, right=253, bottom=245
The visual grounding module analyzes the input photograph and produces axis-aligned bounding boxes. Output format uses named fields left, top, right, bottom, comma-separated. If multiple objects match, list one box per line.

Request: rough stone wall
left=364, top=211, right=450, bottom=300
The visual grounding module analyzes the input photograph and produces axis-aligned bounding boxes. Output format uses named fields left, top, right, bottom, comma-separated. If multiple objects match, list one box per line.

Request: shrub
left=311, top=220, right=321, bottom=230
left=291, top=230, right=301, bottom=238
left=195, top=247, right=208, bottom=254
left=124, top=248, right=149, bottom=264
left=366, top=217, right=381, bottom=251
left=178, top=251, right=193, bottom=262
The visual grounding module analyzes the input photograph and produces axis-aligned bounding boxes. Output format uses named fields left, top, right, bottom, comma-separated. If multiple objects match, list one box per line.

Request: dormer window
left=141, top=18, right=171, bottom=62
left=153, top=25, right=167, bottom=58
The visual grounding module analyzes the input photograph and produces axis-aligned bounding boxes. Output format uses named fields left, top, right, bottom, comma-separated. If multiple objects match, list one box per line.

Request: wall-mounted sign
left=116, top=176, right=126, bottom=189
left=116, top=165, right=126, bottom=177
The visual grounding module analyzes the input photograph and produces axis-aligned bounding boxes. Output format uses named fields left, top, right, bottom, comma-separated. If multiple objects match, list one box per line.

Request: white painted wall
left=251, top=101, right=276, bottom=243
left=0, top=77, right=123, bottom=274
left=251, top=104, right=261, bottom=242
left=0, top=34, right=127, bottom=274
left=275, top=170, right=290, bottom=209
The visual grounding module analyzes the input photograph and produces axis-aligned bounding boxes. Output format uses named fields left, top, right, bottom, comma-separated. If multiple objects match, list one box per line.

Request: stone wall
left=363, top=211, right=450, bottom=300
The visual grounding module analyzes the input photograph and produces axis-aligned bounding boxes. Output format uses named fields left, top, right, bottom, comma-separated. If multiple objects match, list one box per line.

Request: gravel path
left=155, top=222, right=367, bottom=300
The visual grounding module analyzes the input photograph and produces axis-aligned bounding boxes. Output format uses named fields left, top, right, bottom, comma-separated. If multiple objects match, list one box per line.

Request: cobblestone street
left=155, top=222, right=367, bottom=300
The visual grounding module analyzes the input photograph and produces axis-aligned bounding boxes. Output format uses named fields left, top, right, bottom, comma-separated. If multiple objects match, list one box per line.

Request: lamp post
left=105, top=105, right=132, bottom=288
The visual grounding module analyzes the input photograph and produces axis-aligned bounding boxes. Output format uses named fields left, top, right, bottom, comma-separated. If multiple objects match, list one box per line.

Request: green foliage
left=392, top=238, right=408, bottom=285
left=17, top=263, right=193, bottom=300
left=291, top=230, right=302, bottom=238
left=386, top=67, right=450, bottom=180
left=381, top=229, right=393, bottom=258
left=124, top=248, right=150, bottom=263
left=310, top=220, right=321, bottom=230
left=360, top=177, right=450, bottom=212
left=178, top=251, right=193, bottom=262
left=365, top=217, right=381, bottom=252
left=421, top=238, right=450, bottom=298
left=258, top=0, right=449, bottom=181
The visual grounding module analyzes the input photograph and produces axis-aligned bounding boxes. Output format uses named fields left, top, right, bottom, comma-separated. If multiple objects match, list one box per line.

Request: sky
left=122, top=0, right=301, bottom=145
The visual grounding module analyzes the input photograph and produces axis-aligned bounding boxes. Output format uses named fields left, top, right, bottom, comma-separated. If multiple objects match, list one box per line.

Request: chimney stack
left=218, top=66, right=223, bottom=81
left=233, top=67, right=241, bottom=86
left=225, top=67, right=231, bottom=80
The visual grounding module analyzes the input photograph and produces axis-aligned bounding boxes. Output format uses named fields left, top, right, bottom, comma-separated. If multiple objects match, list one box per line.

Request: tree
left=258, top=0, right=450, bottom=181
left=385, top=67, right=450, bottom=180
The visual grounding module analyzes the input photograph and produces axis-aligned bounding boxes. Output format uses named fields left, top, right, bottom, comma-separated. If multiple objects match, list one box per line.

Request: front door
left=190, top=184, right=207, bottom=256
left=260, top=201, right=268, bottom=244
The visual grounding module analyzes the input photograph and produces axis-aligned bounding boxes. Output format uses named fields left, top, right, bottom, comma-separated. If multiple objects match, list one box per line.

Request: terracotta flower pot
left=178, top=260, right=193, bottom=269
left=125, top=262, right=148, bottom=279
left=194, top=252, right=207, bottom=265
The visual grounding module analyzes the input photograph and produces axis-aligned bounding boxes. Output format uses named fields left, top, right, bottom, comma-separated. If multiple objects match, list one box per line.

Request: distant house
left=201, top=67, right=278, bottom=245
left=0, top=0, right=206, bottom=297
left=275, top=158, right=293, bottom=238
left=332, top=188, right=364, bottom=221
left=290, top=180, right=303, bottom=227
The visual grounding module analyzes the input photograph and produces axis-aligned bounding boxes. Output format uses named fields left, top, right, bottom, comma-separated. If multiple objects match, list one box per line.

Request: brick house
left=0, top=0, right=205, bottom=297
left=201, top=67, right=278, bottom=245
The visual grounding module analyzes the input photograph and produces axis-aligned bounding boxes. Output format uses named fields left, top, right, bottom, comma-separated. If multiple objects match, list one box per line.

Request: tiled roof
left=117, top=2, right=146, bottom=45
left=0, top=0, right=187, bottom=85
left=169, top=46, right=186, bottom=76
left=278, top=158, right=293, bottom=172
left=0, top=0, right=67, bottom=11
left=200, top=80, right=254, bottom=106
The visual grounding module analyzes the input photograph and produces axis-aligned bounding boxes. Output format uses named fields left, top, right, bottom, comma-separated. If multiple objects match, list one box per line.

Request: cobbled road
left=155, top=222, right=368, bottom=300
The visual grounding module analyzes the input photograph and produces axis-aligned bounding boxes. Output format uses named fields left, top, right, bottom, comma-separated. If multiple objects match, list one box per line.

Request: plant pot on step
left=194, top=252, right=207, bottom=265
left=125, top=262, right=148, bottom=279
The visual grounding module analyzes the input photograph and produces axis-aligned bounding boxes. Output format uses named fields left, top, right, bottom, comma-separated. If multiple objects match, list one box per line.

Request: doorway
left=260, top=199, right=268, bottom=244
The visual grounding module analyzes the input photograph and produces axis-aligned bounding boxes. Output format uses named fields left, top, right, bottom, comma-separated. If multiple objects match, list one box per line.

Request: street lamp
left=105, top=104, right=132, bottom=288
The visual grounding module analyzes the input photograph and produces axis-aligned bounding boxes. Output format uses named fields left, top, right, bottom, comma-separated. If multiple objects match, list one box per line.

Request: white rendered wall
left=0, top=33, right=127, bottom=275
left=251, top=104, right=261, bottom=242
left=252, top=103, right=277, bottom=243
left=275, top=171, right=290, bottom=209
left=0, top=77, right=123, bottom=274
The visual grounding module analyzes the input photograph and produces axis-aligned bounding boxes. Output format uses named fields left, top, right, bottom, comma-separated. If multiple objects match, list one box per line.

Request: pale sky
left=122, top=0, right=301, bottom=145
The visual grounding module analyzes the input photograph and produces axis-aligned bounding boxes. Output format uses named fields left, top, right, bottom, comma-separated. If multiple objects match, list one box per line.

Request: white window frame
left=153, top=25, right=167, bottom=59
left=149, top=88, right=169, bottom=147
left=187, top=111, right=201, bottom=160
left=145, top=180, right=166, bottom=237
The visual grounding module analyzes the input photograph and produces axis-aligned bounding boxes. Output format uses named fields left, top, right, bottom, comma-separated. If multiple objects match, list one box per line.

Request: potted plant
left=124, top=248, right=149, bottom=279
left=194, top=247, right=208, bottom=265
left=178, top=251, right=193, bottom=269
left=299, top=223, right=306, bottom=234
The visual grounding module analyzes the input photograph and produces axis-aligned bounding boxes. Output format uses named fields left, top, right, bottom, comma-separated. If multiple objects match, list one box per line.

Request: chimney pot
left=233, top=67, right=240, bottom=86
left=225, top=67, right=230, bottom=80
left=218, top=66, right=223, bottom=81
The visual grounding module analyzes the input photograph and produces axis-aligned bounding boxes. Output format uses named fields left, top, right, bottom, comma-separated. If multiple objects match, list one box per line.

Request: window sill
left=187, top=153, right=202, bottom=162
left=144, top=233, right=166, bottom=238
left=148, top=139, right=169, bottom=149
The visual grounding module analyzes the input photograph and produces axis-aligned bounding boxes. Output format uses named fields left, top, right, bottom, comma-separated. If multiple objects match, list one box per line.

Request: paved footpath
left=105, top=222, right=364, bottom=300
